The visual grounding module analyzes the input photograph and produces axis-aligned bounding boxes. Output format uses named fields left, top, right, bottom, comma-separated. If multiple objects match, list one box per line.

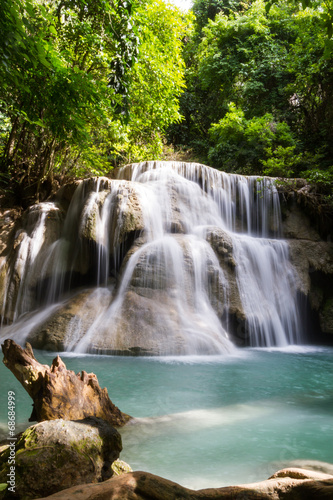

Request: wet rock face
left=25, top=228, right=235, bottom=355
left=0, top=165, right=332, bottom=352
left=27, top=288, right=114, bottom=351
left=0, top=178, right=146, bottom=325
left=0, top=417, right=122, bottom=499
left=281, top=198, right=333, bottom=338
left=0, top=203, right=65, bottom=323
left=78, top=182, right=145, bottom=247
left=276, top=184, right=333, bottom=339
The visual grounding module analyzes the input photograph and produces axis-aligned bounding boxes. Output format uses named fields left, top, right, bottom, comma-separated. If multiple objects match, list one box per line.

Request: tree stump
left=1, top=338, right=131, bottom=427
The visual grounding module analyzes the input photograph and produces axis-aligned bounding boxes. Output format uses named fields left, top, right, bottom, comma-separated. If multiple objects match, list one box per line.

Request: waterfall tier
left=0, top=161, right=308, bottom=354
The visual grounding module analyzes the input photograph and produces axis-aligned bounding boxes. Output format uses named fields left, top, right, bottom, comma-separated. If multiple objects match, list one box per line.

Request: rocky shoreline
left=1, top=419, right=333, bottom=500
left=22, top=467, right=333, bottom=500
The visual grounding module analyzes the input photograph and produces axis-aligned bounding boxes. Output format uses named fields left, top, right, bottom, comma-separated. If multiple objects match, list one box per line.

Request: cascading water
left=0, top=161, right=303, bottom=353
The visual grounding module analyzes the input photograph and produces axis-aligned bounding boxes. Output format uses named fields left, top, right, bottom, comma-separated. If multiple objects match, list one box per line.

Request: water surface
left=0, top=346, right=332, bottom=489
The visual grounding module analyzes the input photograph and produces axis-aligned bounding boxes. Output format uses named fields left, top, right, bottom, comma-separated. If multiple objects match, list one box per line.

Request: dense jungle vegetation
left=0, top=0, right=332, bottom=207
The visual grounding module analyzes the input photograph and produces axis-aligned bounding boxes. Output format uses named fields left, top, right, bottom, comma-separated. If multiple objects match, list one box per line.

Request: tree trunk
left=1, top=339, right=132, bottom=427
left=2, top=115, right=21, bottom=170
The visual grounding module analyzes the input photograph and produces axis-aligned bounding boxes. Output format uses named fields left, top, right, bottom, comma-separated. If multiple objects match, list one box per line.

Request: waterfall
left=0, top=161, right=303, bottom=354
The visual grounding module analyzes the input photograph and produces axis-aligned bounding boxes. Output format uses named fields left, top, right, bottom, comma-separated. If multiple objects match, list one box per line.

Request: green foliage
left=261, top=146, right=301, bottom=178
left=169, top=0, right=333, bottom=183
left=192, top=0, right=244, bottom=39
left=300, top=166, right=333, bottom=193
left=114, top=0, right=193, bottom=163
left=0, top=0, right=190, bottom=203
left=265, top=0, right=333, bottom=41
left=208, top=103, right=300, bottom=175
left=1, top=0, right=332, bottom=204
left=0, top=0, right=139, bottom=200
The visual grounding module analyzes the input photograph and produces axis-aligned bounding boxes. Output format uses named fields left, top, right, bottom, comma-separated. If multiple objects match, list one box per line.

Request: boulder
left=287, top=239, right=333, bottom=336
left=26, top=288, right=114, bottom=351
left=23, top=230, right=235, bottom=355
left=32, top=468, right=333, bottom=500
left=0, top=417, right=122, bottom=499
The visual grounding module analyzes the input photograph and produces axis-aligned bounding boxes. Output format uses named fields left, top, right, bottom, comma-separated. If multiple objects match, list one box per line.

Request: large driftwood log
left=1, top=339, right=131, bottom=427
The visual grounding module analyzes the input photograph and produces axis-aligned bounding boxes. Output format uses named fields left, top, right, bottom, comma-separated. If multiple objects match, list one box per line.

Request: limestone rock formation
left=0, top=165, right=332, bottom=351
left=22, top=224, right=236, bottom=355
left=33, top=468, right=333, bottom=500
left=1, top=339, right=131, bottom=426
left=26, top=288, right=114, bottom=351
left=0, top=417, right=122, bottom=499
left=279, top=187, right=333, bottom=337
left=0, top=203, right=65, bottom=323
left=77, top=180, right=145, bottom=247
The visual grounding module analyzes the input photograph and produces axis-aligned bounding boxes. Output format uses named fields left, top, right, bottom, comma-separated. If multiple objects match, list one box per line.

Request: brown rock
left=0, top=209, right=21, bottom=256
left=34, top=469, right=333, bottom=500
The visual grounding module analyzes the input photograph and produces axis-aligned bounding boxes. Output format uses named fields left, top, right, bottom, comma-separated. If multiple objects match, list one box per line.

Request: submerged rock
left=0, top=417, right=122, bottom=499
left=33, top=468, right=333, bottom=500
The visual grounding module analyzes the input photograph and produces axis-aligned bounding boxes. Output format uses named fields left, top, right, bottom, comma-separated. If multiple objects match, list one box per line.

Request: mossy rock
left=111, top=459, right=133, bottom=477
left=0, top=417, right=122, bottom=499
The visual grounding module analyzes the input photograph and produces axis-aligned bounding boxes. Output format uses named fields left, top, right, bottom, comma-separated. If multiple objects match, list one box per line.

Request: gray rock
left=1, top=169, right=332, bottom=346
left=26, top=288, right=113, bottom=351
left=0, top=417, right=122, bottom=499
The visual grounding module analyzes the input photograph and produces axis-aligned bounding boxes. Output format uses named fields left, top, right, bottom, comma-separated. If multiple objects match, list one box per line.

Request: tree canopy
left=0, top=0, right=332, bottom=206
left=0, top=0, right=191, bottom=204
left=169, top=0, right=333, bottom=192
